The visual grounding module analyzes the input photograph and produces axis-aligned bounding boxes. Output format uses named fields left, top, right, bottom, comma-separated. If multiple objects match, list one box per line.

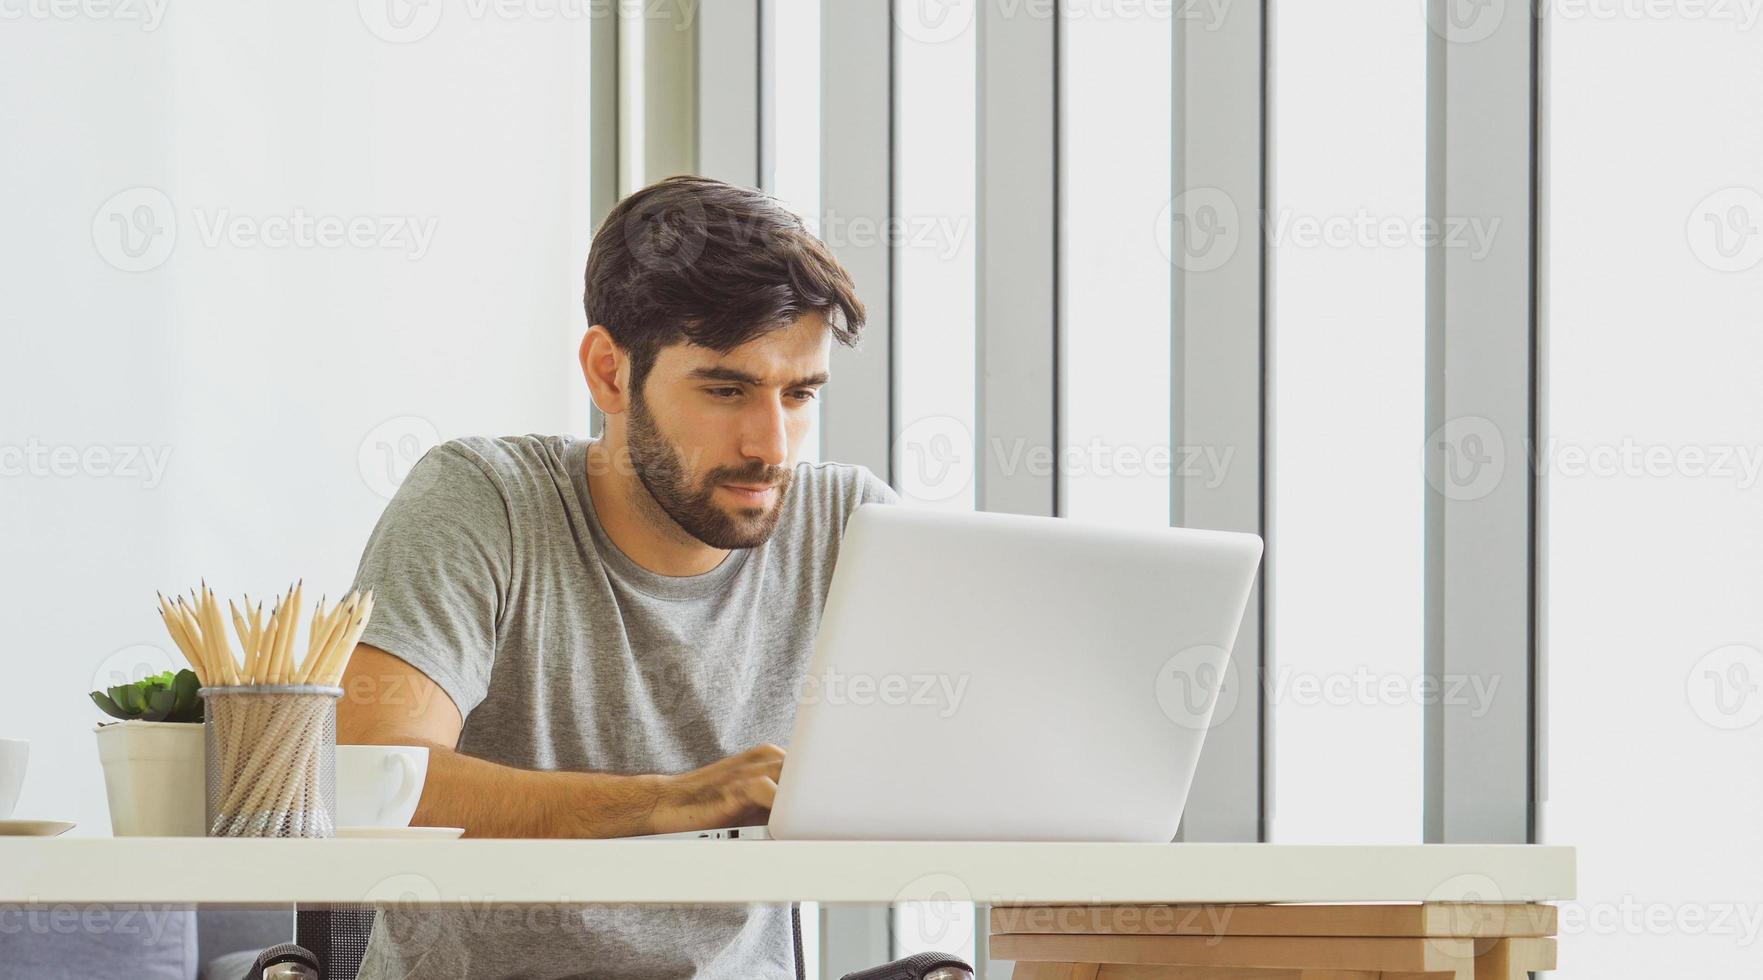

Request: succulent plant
left=90, top=669, right=204, bottom=723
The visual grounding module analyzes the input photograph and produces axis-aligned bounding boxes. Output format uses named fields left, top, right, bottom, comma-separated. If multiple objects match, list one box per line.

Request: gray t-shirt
left=348, top=433, right=895, bottom=980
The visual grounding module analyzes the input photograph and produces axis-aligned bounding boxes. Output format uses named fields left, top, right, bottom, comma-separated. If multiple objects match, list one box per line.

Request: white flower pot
left=94, top=720, right=205, bottom=836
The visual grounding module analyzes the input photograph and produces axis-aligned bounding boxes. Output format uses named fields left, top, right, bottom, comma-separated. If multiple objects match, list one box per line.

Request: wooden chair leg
left=1381, top=935, right=1557, bottom=980
left=1473, top=937, right=1557, bottom=980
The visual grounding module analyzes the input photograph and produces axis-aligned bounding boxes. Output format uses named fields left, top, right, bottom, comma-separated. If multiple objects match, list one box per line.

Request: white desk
left=1, top=840, right=1576, bottom=978
left=0, top=839, right=1573, bottom=905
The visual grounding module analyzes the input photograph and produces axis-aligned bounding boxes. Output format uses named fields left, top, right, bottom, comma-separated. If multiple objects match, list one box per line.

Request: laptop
left=654, top=504, right=1263, bottom=843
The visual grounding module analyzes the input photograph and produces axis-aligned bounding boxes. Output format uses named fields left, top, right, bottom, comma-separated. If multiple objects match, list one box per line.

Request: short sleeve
left=857, top=465, right=900, bottom=506
left=349, top=442, right=512, bottom=719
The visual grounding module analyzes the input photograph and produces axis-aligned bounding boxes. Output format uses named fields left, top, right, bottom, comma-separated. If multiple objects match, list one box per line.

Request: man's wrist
left=556, top=770, right=670, bottom=838
left=634, top=772, right=669, bottom=837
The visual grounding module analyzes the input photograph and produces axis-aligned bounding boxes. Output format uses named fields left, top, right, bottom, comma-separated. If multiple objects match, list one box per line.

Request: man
left=339, top=174, right=897, bottom=979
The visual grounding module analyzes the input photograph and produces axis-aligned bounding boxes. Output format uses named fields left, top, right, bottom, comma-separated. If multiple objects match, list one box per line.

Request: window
left=891, top=0, right=978, bottom=510
left=1058, top=0, right=1175, bottom=526
left=764, top=0, right=824, bottom=463
left=1266, top=0, right=1426, bottom=843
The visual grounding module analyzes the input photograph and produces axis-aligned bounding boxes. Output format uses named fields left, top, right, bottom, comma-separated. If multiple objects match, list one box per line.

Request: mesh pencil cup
left=199, top=685, right=342, bottom=838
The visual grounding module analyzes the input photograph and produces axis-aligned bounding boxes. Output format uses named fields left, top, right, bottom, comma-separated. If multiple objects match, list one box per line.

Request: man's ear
left=580, top=325, right=632, bottom=416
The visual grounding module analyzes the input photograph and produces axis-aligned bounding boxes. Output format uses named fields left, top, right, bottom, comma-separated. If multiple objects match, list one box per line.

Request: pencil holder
left=199, top=685, right=342, bottom=838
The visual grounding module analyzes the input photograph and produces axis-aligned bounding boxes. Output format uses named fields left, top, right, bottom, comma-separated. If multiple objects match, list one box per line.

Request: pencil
left=300, top=591, right=355, bottom=684
left=243, top=598, right=264, bottom=685
left=316, top=591, right=372, bottom=686
left=157, top=594, right=208, bottom=684
left=202, top=585, right=239, bottom=686
left=296, top=594, right=336, bottom=685
left=172, top=597, right=211, bottom=684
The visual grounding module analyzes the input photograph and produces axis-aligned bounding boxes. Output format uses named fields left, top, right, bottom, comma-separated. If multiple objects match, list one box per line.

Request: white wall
left=0, top=2, right=595, bottom=833
left=1544, top=5, right=1763, bottom=975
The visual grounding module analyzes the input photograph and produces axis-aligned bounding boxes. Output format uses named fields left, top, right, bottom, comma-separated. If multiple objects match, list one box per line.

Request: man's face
left=624, top=313, right=832, bottom=549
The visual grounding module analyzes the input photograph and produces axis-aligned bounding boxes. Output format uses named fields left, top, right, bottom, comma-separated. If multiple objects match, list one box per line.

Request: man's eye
left=789, top=389, right=819, bottom=402
left=707, top=387, right=742, bottom=399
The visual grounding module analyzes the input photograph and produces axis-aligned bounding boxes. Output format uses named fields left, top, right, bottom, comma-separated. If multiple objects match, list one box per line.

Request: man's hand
left=340, top=645, right=789, bottom=838
left=648, top=743, right=786, bottom=835
left=340, top=644, right=658, bottom=839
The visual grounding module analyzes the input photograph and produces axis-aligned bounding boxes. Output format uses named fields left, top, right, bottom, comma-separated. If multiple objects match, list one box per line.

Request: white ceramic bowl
left=336, top=745, right=429, bottom=828
left=0, top=738, right=29, bottom=820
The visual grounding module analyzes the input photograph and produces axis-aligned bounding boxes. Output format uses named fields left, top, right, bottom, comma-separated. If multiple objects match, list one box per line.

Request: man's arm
left=337, top=645, right=784, bottom=838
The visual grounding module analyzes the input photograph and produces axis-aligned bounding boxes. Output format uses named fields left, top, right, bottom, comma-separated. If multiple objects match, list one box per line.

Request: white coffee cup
left=336, top=745, right=429, bottom=828
left=0, top=738, right=28, bottom=820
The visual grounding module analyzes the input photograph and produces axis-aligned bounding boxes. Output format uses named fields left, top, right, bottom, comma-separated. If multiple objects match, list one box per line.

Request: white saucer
left=0, top=820, right=76, bottom=837
left=334, top=826, right=464, bottom=840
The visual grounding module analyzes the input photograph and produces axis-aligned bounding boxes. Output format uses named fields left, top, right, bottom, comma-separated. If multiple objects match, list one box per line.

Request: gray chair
left=0, top=906, right=198, bottom=980
left=0, top=906, right=294, bottom=980
left=0, top=904, right=965, bottom=980
left=289, top=905, right=969, bottom=980
left=197, top=908, right=295, bottom=980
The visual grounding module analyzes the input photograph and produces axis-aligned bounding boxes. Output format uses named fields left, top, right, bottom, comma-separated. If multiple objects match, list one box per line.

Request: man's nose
left=740, top=395, right=790, bottom=468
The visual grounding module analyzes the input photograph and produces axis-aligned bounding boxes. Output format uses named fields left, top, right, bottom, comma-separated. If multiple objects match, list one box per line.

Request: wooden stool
left=989, top=903, right=1558, bottom=980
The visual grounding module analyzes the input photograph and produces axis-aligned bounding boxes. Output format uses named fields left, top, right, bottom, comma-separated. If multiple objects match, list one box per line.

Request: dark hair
left=583, top=175, right=865, bottom=389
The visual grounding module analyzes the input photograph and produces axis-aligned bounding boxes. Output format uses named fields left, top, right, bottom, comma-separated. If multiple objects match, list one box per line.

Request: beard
left=624, top=389, right=794, bottom=550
